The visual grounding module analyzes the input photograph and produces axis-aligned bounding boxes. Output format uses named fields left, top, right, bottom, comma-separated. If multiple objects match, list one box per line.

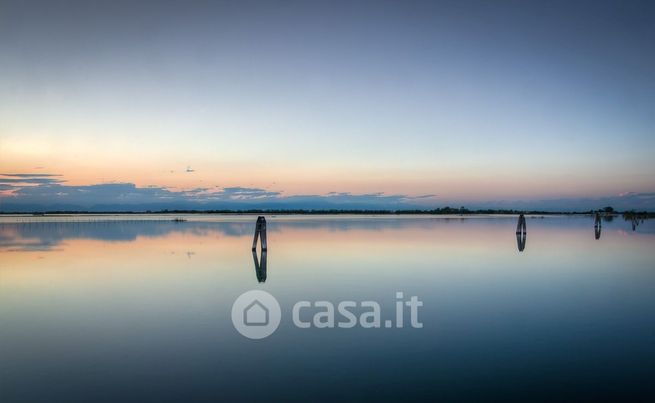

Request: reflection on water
left=0, top=220, right=253, bottom=251
left=1, top=216, right=478, bottom=252
left=595, top=213, right=602, bottom=240
left=516, top=231, right=527, bottom=251
left=515, top=214, right=527, bottom=252
left=252, top=249, right=267, bottom=283
left=1, top=215, right=655, bottom=401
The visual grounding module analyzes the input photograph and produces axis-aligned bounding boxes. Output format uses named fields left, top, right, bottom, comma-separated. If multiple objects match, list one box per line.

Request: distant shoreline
left=1, top=209, right=653, bottom=218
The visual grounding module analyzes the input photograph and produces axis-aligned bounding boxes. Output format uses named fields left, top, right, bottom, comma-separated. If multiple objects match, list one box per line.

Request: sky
left=1, top=0, right=654, bottom=211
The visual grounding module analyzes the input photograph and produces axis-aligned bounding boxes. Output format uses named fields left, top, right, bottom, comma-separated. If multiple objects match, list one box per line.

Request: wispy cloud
left=213, top=187, right=281, bottom=200
left=1, top=173, right=62, bottom=178
left=0, top=173, right=65, bottom=185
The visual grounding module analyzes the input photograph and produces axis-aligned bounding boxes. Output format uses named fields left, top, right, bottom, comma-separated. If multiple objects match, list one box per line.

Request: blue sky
left=0, top=0, right=654, bottom=210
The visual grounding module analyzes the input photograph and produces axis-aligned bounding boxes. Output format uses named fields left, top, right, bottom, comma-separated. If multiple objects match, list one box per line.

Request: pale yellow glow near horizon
left=1, top=131, right=653, bottom=201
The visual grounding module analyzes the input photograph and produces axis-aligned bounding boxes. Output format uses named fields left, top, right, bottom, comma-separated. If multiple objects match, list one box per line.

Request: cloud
left=0, top=173, right=65, bottom=185
left=0, top=180, right=436, bottom=211
left=215, top=187, right=281, bottom=199
left=0, top=175, right=653, bottom=212
left=0, top=178, right=65, bottom=184
left=1, top=173, right=62, bottom=177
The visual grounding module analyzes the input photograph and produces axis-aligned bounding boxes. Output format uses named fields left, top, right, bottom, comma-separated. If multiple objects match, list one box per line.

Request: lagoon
left=1, top=215, right=654, bottom=401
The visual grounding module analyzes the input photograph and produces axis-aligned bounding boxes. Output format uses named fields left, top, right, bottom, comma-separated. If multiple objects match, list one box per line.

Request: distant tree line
left=2, top=206, right=653, bottom=216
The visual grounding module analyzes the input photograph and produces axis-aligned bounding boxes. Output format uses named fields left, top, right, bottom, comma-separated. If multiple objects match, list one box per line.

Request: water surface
left=1, top=215, right=654, bottom=401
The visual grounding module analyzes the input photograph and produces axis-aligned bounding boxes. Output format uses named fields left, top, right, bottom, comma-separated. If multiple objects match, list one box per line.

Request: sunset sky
left=1, top=0, right=654, bottom=210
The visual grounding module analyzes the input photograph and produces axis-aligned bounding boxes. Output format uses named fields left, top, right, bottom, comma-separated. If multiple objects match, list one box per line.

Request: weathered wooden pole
left=260, top=218, right=267, bottom=250
left=251, top=216, right=268, bottom=251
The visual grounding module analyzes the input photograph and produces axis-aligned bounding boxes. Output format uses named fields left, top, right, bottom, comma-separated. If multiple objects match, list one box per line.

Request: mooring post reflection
left=594, top=212, right=602, bottom=240
left=515, top=214, right=527, bottom=252
left=516, top=214, right=527, bottom=234
left=515, top=231, right=527, bottom=252
left=622, top=212, right=644, bottom=232
left=252, top=249, right=268, bottom=283
left=251, top=216, right=268, bottom=251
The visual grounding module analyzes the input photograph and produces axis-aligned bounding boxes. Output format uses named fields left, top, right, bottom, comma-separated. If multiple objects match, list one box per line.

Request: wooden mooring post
left=251, top=216, right=268, bottom=251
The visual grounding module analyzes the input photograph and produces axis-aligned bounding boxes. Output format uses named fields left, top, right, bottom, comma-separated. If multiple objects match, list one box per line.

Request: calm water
left=1, top=215, right=654, bottom=402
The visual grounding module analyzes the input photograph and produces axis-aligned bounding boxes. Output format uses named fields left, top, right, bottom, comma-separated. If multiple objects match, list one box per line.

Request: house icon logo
left=232, top=290, right=281, bottom=339
left=244, top=300, right=269, bottom=326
